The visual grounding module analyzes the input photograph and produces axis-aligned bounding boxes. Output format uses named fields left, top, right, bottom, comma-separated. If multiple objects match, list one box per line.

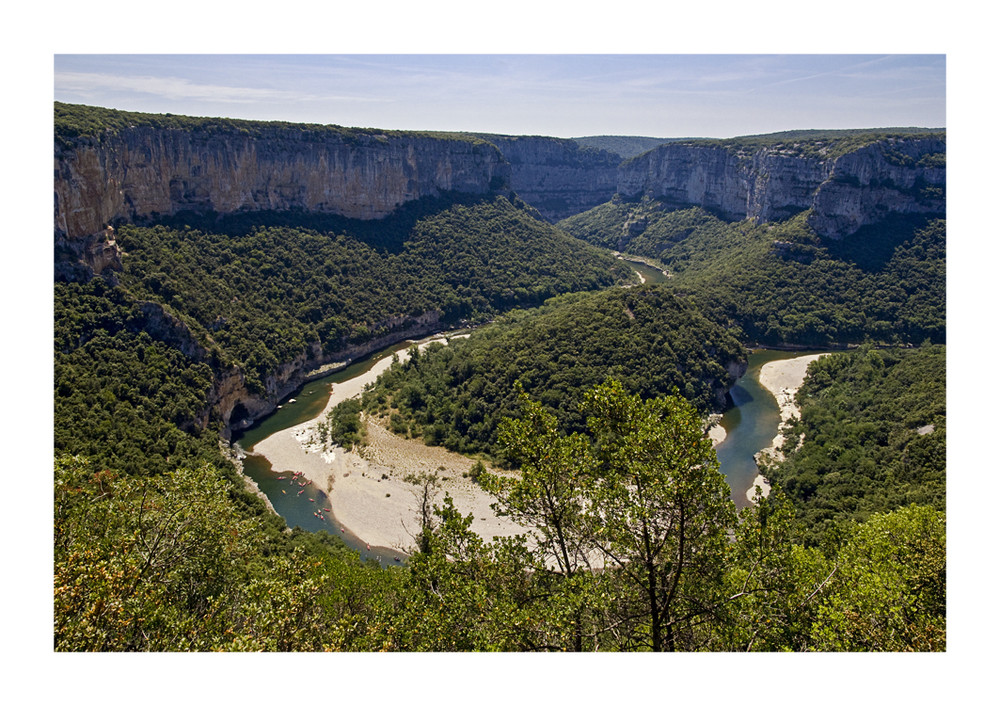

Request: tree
left=53, top=455, right=337, bottom=651
left=403, top=470, right=442, bottom=554
left=723, top=488, right=833, bottom=651
left=484, top=385, right=600, bottom=649
left=809, top=504, right=946, bottom=651
left=580, top=379, right=736, bottom=651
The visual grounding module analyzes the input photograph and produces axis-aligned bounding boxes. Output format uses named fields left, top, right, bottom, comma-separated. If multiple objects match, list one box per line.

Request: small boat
left=281, top=490, right=286, bottom=494
left=323, top=508, right=331, bottom=512
left=298, top=490, right=305, bottom=495
left=309, top=498, right=315, bottom=502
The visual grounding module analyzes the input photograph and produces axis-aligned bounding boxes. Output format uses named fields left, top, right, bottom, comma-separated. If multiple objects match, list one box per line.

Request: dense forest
left=52, top=106, right=947, bottom=653
left=115, top=195, right=628, bottom=393
left=356, top=285, right=746, bottom=459
left=765, top=344, right=946, bottom=545
left=559, top=202, right=945, bottom=346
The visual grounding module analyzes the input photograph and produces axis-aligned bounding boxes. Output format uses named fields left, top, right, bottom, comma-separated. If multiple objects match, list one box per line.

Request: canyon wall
left=55, top=123, right=510, bottom=271
left=480, top=135, right=620, bottom=221
left=617, top=137, right=946, bottom=238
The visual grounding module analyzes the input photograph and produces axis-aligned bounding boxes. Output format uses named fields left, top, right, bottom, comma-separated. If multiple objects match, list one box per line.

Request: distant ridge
left=572, top=135, right=685, bottom=159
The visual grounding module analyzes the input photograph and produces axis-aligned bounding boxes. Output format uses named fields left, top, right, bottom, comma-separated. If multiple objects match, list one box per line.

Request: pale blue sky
left=54, top=54, right=945, bottom=139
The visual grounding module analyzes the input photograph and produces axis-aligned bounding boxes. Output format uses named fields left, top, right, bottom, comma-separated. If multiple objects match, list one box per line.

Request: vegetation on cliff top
left=619, top=127, right=945, bottom=164
left=54, top=101, right=495, bottom=149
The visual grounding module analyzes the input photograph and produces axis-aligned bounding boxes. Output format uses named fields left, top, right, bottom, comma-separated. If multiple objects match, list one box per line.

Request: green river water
left=717, top=348, right=827, bottom=509
left=234, top=341, right=416, bottom=566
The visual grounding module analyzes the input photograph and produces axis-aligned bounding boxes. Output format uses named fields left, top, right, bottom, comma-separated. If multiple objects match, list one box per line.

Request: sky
left=53, top=54, right=945, bottom=139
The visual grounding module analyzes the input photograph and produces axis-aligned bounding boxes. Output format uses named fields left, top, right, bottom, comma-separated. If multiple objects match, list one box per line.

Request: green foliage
left=54, top=101, right=492, bottom=150
left=54, top=278, right=225, bottom=477
left=723, top=490, right=832, bottom=651
left=362, top=285, right=746, bottom=459
left=115, top=196, right=626, bottom=393
left=400, top=380, right=739, bottom=651
left=580, top=380, right=736, bottom=651
left=561, top=201, right=945, bottom=347
left=54, top=455, right=417, bottom=651
left=54, top=456, right=314, bottom=650
left=619, top=128, right=945, bottom=163
left=488, top=387, right=593, bottom=579
left=324, top=399, right=367, bottom=450
left=767, top=344, right=946, bottom=544
left=809, top=505, right=946, bottom=651
left=53, top=106, right=947, bottom=651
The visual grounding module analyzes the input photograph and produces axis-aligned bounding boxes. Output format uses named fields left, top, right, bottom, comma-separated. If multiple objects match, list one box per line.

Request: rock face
left=480, top=135, right=621, bottom=222
left=54, top=124, right=510, bottom=268
left=216, top=309, right=443, bottom=437
left=618, top=137, right=945, bottom=238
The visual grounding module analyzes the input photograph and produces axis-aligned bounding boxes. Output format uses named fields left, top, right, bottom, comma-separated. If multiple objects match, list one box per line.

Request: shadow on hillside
left=148, top=192, right=503, bottom=254
left=823, top=214, right=934, bottom=273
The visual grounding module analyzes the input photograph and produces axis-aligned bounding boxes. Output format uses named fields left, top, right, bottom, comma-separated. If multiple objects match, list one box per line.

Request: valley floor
left=250, top=335, right=524, bottom=553
left=248, top=335, right=732, bottom=553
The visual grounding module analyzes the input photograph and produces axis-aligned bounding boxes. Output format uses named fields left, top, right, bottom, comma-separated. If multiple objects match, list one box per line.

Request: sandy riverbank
left=748, top=353, right=828, bottom=502
left=707, top=419, right=726, bottom=448
left=249, top=334, right=523, bottom=552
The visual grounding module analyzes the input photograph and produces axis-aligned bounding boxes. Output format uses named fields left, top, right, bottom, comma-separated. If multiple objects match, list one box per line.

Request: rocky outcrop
left=807, top=139, right=946, bottom=238
left=54, top=122, right=510, bottom=267
left=480, top=135, right=620, bottom=222
left=108, top=287, right=445, bottom=438
left=618, top=137, right=945, bottom=238
left=215, top=310, right=443, bottom=438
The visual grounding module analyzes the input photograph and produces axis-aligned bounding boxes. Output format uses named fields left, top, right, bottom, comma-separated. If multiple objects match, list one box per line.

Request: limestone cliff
left=479, top=135, right=620, bottom=222
left=54, top=117, right=510, bottom=271
left=617, top=136, right=945, bottom=238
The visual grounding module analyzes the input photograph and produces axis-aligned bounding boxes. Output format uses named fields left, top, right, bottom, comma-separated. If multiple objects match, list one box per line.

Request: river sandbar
left=749, top=353, right=828, bottom=502
left=249, top=334, right=523, bottom=552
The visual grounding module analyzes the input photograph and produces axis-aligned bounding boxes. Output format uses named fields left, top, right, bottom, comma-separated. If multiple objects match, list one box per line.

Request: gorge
left=53, top=102, right=947, bottom=652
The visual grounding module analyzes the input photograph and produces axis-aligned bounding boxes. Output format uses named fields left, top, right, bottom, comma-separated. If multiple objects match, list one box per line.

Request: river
left=716, top=348, right=828, bottom=509
left=234, top=339, right=419, bottom=566
left=621, top=257, right=670, bottom=284
left=234, top=326, right=820, bottom=559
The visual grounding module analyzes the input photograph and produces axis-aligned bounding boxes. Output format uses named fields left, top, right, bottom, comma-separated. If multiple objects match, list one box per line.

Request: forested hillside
left=560, top=202, right=945, bottom=346
left=358, top=285, right=747, bottom=458
left=114, top=195, right=629, bottom=396
left=765, top=345, right=946, bottom=545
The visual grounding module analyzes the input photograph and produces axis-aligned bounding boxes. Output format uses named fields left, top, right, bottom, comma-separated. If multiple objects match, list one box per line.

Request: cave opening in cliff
left=230, top=403, right=251, bottom=429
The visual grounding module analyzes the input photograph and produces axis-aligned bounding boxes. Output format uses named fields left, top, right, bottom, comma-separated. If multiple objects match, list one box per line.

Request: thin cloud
left=55, top=71, right=386, bottom=105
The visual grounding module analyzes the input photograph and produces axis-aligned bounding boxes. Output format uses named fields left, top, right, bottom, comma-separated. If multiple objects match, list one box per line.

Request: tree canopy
left=360, top=285, right=746, bottom=459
